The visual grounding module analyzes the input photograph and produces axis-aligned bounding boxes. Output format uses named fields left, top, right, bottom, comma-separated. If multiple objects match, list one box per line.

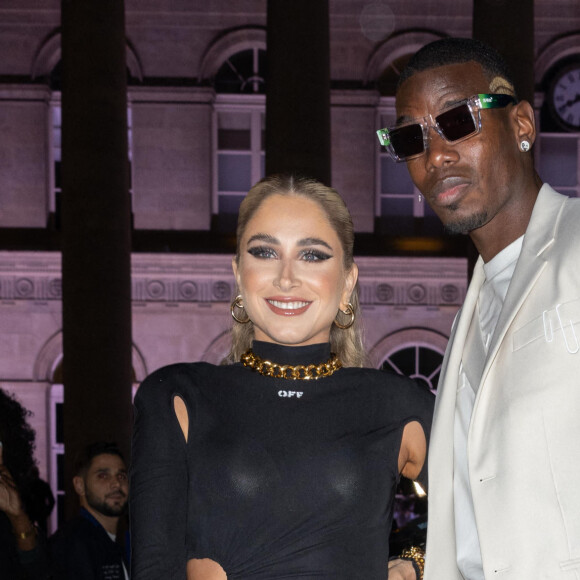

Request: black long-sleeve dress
left=130, top=341, right=434, bottom=579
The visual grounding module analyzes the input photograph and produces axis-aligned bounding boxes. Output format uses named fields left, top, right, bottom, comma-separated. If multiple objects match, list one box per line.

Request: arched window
left=370, top=327, right=448, bottom=392
left=381, top=343, right=443, bottom=393
left=214, top=47, right=266, bottom=94
left=199, top=28, right=267, bottom=227
left=212, top=46, right=267, bottom=227
left=369, top=32, right=446, bottom=234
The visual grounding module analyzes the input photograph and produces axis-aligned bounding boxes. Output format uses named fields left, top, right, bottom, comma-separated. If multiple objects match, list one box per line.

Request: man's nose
left=425, top=126, right=460, bottom=168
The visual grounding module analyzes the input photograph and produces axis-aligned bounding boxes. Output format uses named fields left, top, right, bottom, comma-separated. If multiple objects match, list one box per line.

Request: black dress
left=130, top=341, right=434, bottom=579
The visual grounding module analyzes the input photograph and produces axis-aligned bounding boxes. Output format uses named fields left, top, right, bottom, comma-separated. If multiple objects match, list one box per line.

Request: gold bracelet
left=400, top=546, right=425, bottom=580
left=14, top=526, right=37, bottom=540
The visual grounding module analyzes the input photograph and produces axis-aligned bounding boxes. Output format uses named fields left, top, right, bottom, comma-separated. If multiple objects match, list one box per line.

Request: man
left=380, top=38, right=580, bottom=579
left=49, top=442, right=130, bottom=579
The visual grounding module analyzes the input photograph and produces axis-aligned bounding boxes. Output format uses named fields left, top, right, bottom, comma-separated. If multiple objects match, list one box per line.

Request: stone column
left=473, top=0, right=535, bottom=103
left=266, top=0, right=331, bottom=185
left=61, top=0, right=132, bottom=518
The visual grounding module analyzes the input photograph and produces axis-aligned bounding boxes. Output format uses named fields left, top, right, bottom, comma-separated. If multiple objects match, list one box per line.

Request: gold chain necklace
left=240, top=349, right=342, bottom=380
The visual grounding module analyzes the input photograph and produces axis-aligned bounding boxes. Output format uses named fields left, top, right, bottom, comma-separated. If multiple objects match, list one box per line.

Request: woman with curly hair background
left=0, top=387, right=51, bottom=579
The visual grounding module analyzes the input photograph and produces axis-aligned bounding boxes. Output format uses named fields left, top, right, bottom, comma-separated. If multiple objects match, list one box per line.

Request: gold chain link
left=240, top=349, right=342, bottom=380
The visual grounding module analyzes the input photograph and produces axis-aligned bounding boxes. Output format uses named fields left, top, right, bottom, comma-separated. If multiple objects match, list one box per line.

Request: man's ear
left=73, top=475, right=85, bottom=497
left=512, top=99, right=536, bottom=148
left=341, top=263, right=359, bottom=308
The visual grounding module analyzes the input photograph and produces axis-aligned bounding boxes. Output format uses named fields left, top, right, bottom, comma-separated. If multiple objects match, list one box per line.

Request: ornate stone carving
left=146, top=280, right=165, bottom=300
left=48, top=278, right=62, bottom=298
left=212, top=281, right=231, bottom=301
left=407, top=284, right=427, bottom=303
left=179, top=280, right=198, bottom=300
left=0, top=252, right=467, bottom=307
left=376, top=283, right=394, bottom=303
left=15, top=278, right=34, bottom=298
left=441, top=284, right=459, bottom=303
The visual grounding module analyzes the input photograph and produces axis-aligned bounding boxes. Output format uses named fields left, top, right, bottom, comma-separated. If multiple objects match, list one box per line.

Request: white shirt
left=106, top=531, right=130, bottom=580
left=479, top=236, right=524, bottom=351
left=454, top=236, right=523, bottom=579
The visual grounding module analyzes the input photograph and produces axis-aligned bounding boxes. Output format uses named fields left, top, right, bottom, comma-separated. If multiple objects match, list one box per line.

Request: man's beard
left=86, top=489, right=128, bottom=518
left=443, top=207, right=489, bottom=235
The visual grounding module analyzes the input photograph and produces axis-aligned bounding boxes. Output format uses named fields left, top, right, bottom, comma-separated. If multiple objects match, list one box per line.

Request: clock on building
left=548, top=64, right=580, bottom=131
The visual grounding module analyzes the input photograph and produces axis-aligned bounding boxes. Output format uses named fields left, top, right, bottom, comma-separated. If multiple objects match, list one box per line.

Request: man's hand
left=388, top=558, right=418, bottom=579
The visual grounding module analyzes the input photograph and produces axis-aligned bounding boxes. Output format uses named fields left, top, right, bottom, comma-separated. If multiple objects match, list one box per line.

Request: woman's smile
left=265, top=297, right=312, bottom=316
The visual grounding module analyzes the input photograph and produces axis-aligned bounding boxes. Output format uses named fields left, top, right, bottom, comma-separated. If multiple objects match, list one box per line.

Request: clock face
left=550, top=65, right=580, bottom=130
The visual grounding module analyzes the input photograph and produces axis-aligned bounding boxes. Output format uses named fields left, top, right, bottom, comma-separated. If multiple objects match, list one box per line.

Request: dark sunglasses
left=376, top=93, right=516, bottom=162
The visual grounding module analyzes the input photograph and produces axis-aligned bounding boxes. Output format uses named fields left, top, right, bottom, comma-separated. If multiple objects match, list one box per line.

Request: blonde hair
left=227, top=174, right=366, bottom=367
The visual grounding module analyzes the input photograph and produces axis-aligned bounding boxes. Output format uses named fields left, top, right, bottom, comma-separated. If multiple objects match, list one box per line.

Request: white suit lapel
left=475, top=185, right=566, bottom=398
left=433, top=257, right=486, bottom=430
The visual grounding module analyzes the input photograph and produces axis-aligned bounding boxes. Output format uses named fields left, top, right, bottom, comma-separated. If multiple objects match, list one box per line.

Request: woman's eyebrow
left=246, top=234, right=332, bottom=251
left=247, top=233, right=279, bottom=245
left=297, top=237, right=333, bottom=250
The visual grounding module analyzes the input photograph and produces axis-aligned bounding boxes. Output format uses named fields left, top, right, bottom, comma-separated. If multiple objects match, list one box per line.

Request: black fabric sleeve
left=389, top=373, right=434, bottom=492
left=411, top=380, right=434, bottom=492
left=130, top=364, right=192, bottom=579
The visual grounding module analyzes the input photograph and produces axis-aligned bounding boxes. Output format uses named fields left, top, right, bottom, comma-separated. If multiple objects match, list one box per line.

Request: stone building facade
left=1, top=0, right=579, bottom=530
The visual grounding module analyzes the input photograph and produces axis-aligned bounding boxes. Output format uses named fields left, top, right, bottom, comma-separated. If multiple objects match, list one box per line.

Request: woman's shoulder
left=135, top=361, right=231, bottom=404
left=143, top=360, right=217, bottom=381
left=342, top=366, right=434, bottom=402
left=341, top=367, right=434, bottom=430
left=341, top=364, right=412, bottom=383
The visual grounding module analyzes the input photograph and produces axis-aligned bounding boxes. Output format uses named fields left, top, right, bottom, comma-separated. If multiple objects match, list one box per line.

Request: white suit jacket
left=424, top=185, right=580, bottom=579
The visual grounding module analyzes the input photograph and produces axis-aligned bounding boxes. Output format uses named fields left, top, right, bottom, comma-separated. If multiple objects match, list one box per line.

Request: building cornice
left=0, top=251, right=467, bottom=307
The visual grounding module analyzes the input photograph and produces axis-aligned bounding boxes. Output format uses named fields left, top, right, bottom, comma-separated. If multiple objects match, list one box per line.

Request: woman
left=0, top=388, right=50, bottom=580
left=130, top=175, right=433, bottom=579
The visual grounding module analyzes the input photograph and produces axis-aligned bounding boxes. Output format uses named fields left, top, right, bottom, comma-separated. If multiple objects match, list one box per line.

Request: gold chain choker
left=240, top=349, right=342, bottom=380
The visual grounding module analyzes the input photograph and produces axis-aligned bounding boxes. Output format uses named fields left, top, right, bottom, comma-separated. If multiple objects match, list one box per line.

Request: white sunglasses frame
left=377, top=94, right=516, bottom=162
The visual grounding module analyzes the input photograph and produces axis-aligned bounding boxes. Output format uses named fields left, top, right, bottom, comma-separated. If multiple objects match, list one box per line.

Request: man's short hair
left=397, top=37, right=518, bottom=100
left=74, top=441, right=125, bottom=477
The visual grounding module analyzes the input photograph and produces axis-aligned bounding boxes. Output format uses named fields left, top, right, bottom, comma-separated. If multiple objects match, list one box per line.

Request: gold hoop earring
left=231, top=295, right=250, bottom=324
left=334, top=303, right=355, bottom=329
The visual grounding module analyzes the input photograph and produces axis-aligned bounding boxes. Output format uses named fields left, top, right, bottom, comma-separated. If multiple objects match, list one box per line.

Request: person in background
left=378, top=37, right=580, bottom=579
left=49, top=441, right=130, bottom=579
left=0, top=387, right=50, bottom=580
